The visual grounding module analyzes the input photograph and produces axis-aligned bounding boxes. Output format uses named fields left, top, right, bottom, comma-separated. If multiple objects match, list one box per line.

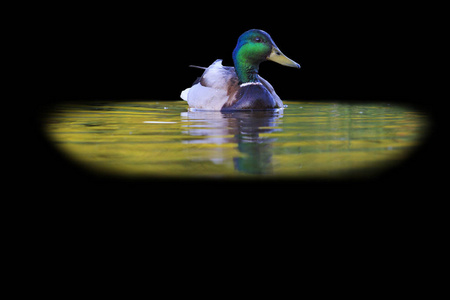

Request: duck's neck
left=232, top=48, right=261, bottom=84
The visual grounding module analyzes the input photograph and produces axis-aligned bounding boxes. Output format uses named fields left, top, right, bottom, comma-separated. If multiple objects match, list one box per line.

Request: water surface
left=44, top=101, right=429, bottom=179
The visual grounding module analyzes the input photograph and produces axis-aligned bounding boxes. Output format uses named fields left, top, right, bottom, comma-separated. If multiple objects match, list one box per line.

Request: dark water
left=44, top=100, right=429, bottom=179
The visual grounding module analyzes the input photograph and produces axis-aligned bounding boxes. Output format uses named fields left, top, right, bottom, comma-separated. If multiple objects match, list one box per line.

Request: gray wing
left=199, top=59, right=237, bottom=90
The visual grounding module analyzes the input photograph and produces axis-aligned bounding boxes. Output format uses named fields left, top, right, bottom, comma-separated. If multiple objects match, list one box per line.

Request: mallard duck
left=180, top=29, right=300, bottom=111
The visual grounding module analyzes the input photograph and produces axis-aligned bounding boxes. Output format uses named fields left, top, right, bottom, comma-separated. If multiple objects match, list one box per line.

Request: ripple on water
left=43, top=100, right=430, bottom=178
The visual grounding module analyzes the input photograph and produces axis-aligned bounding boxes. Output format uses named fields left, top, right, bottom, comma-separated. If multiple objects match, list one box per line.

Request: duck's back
left=180, top=60, right=235, bottom=110
left=180, top=59, right=283, bottom=110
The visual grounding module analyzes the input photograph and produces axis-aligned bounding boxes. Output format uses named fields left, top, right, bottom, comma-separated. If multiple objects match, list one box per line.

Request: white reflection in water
left=180, top=110, right=284, bottom=174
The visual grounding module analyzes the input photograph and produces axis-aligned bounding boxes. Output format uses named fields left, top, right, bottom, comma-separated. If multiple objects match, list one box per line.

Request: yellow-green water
left=44, top=100, right=429, bottom=178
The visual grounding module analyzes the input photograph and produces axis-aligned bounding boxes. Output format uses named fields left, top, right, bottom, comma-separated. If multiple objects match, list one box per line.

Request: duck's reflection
left=181, top=109, right=283, bottom=174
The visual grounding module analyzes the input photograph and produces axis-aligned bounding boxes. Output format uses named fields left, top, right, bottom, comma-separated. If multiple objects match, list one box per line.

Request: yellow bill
left=267, top=46, right=301, bottom=68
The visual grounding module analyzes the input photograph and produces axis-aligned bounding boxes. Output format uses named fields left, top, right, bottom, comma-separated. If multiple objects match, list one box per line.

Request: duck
left=180, top=29, right=300, bottom=111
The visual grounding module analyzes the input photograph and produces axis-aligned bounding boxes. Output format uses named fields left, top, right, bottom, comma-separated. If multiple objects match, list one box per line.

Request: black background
left=35, top=4, right=431, bottom=105
left=30, top=3, right=439, bottom=188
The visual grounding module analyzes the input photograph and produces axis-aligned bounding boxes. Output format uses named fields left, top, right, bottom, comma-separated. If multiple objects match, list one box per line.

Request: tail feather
left=188, top=65, right=207, bottom=70
left=180, top=88, right=190, bottom=101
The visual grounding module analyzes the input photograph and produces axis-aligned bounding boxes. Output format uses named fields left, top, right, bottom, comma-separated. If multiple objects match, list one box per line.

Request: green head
left=232, top=29, right=300, bottom=84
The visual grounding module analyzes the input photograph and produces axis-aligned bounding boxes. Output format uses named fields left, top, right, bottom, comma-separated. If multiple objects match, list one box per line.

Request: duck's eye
left=254, top=37, right=262, bottom=43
